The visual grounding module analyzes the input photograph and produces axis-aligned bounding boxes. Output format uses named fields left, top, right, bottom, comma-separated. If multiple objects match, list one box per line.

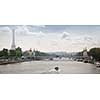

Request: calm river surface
left=0, top=61, right=100, bottom=74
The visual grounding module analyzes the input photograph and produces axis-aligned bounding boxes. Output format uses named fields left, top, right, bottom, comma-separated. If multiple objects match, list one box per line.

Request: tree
left=0, top=48, right=8, bottom=58
left=15, top=47, right=22, bottom=58
left=9, top=49, right=16, bottom=57
left=2, top=48, right=8, bottom=57
left=89, top=48, right=100, bottom=61
left=0, top=50, right=3, bottom=57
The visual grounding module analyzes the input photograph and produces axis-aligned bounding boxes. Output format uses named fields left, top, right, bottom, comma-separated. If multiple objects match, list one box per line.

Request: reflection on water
left=0, top=61, right=100, bottom=74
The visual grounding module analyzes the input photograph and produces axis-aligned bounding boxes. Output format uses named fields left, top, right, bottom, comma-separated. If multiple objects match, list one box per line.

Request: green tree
left=15, top=47, right=22, bottom=58
left=9, top=49, right=16, bottom=57
left=89, top=48, right=100, bottom=61
left=0, top=50, right=3, bottom=57
left=2, top=48, right=8, bottom=57
left=0, top=48, right=8, bottom=58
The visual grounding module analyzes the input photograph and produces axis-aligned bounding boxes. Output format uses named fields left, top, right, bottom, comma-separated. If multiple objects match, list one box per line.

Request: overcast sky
left=0, top=25, right=100, bottom=52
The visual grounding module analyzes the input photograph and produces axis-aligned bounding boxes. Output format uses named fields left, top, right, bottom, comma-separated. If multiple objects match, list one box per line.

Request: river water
left=0, top=60, right=100, bottom=74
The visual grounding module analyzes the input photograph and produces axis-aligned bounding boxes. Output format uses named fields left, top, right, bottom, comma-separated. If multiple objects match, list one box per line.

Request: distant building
left=23, top=48, right=33, bottom=58
left=28, top=48, right=33, bottom=56
left=83, top=48, right=89, bottom=62
left=83, top=49, right=88, bottom=58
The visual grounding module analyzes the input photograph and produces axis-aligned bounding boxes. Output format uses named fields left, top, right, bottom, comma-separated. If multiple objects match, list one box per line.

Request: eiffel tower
left=11, top=29, right=16, bottom=50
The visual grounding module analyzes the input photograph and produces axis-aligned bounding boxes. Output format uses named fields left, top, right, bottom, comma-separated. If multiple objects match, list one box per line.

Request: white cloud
left=51, top=40, right=58, bottom=46
left=61, top=31, right=70, bottom=39
left=84, top=36, right=93, bottom=42
left=70, top=35, right=99, bottom=51
left=14, top=26, right=46, bottom=38
left=33, top=25, right=45, bottom=28
left=0, top=26, right=11, bottom=33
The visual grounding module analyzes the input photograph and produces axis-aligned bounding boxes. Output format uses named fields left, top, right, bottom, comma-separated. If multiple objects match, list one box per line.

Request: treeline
left=0, top=47, right=22, bottom=58
left=76, top=47, right=100, bottom=61
left=0, top=47, right=50, bottom=59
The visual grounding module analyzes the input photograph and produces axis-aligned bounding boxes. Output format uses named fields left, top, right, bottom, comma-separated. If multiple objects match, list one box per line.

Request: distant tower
left=11, top=29, right=16, bottom=50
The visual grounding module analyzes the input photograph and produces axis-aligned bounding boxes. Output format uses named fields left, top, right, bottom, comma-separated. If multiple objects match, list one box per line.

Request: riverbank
left=0, top=60, right=23, bottom=65
left=0, top=58, right=43, bottom=65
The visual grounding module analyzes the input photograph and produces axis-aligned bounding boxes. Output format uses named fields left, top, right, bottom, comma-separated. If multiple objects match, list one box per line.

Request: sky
left=0, top=25, right=100, bottom=52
